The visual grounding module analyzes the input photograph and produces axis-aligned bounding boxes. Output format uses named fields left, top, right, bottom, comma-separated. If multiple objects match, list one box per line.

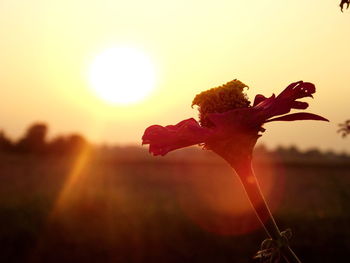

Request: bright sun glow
left=88, top=47, right=156, bottom=105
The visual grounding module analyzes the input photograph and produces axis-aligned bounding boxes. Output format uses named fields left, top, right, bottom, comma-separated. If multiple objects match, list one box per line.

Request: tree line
left=0, top=122, right=348, bottom=162
left=0, top=123, right=88, bottom=155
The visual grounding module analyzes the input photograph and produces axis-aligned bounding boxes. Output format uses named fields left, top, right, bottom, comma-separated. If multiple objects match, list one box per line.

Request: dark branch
left=340, top=0, right=350, bottom=12
left=338, top=120, right=350, bottom=138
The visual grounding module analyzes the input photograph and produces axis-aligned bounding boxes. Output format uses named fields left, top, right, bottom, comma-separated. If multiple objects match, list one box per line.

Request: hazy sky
left=1, top=0, right=349, bottom=153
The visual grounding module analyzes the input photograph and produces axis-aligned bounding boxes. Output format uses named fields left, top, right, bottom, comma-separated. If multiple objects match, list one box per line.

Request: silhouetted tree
left=0, top=130, right=13, bottom=152
left=324, top=150, right=338, bottom=160
left=15, top=123, right=48, bottom=154
left=275, top=146, right=287, bottom=156
left=286, top=145, right=300, bottom=157
left=47, top=136, right=68, bottom=154
left=65, top=134, right=89, bottom=153
left=274, top=145, right=302, bottom=162
left=47, top=133, right=89, bottom=155
left=304, top=148, right=322, bottom=158
left=338, top=120, right=350, bottom=138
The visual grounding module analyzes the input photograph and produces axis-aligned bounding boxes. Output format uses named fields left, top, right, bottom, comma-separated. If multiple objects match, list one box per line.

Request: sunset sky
left=1, top=0, right=349, bottom=153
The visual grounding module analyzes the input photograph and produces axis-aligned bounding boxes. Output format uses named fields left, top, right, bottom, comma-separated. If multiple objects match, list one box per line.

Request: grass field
left=0, top=148, right=349, bottom=262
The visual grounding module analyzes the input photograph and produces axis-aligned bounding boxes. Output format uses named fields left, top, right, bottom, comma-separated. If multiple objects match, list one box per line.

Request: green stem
left=233, top=159, right=301, bottom=263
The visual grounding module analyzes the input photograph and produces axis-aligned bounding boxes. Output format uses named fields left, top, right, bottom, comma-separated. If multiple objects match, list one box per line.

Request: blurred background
left=0, top=123, right=349, bottom=262
left=1, top=0, right=350, bottom=262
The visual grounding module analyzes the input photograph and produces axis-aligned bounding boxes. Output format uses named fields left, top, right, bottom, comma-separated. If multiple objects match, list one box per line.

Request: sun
left=88, top=46, right=156, bottom=105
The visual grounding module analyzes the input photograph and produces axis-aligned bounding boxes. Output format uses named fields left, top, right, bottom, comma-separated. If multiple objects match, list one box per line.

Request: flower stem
left=233, top=159, right=301, bottom=263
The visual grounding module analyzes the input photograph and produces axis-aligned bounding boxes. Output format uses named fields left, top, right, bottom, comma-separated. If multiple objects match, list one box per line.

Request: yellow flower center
left=192, top=79, right=251, bottom=127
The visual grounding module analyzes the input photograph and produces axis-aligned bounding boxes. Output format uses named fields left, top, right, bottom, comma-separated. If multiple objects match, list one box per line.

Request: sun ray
left=50, top=146, right=92, bottom=216
left=28, top=145, right=93, bottom=262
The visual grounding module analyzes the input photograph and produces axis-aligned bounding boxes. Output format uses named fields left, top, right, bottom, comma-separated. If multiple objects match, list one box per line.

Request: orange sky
left=0, top=0, right=349, bottom=153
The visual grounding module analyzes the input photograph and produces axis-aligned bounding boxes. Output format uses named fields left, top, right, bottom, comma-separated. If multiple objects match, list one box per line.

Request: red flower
left=142, top=80, right=328, bottom=163
left=143, top=79, right=326, bottom=262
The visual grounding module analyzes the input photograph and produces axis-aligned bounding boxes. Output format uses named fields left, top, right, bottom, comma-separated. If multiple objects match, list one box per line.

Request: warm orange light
left=88, top=46, right=156, bottom=105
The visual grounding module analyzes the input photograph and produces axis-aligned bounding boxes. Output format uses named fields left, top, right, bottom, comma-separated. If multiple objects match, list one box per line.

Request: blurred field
left=0, top=148, right=350, bottom=263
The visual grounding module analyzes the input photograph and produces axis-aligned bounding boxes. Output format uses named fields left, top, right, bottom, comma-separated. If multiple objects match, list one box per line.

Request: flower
left=142, top=79, right=326, bottom=262
left=142, top=80, right=328, bottom=165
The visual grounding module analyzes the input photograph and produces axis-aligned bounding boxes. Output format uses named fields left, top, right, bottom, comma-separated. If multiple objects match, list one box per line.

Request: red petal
left=265, top=113, right=329, bottom=123
left=291, top=101, right=309, bottom=110
left=280, top=81, right=315, bottom=99
left=142, top=118, right=211, bottom=156
left=254, top=81, right=317, bottom=119
left=253, top=94, right=268, bottom=106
